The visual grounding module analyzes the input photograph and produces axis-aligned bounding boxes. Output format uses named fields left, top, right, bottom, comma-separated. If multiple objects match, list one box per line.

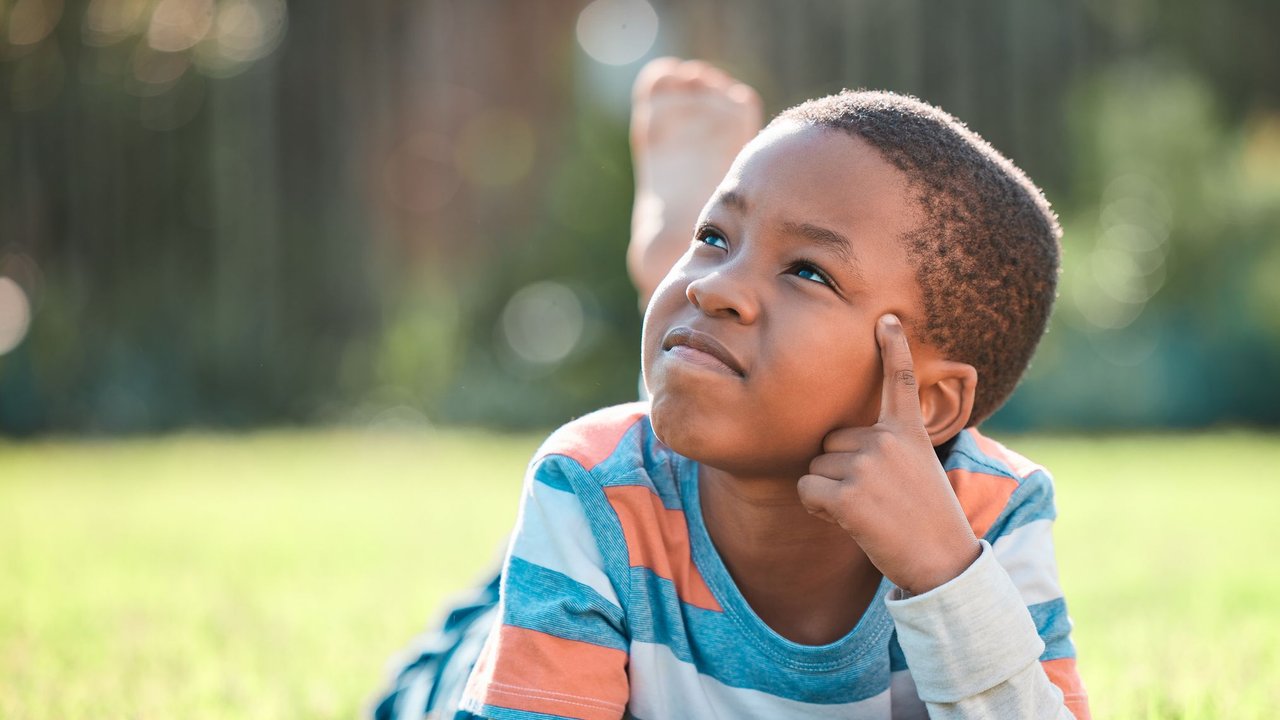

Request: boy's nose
left=685, top=268, right=759, bottom=323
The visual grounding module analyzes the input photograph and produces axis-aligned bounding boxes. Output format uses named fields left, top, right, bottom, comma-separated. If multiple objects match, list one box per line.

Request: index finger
left=877, top=314, right=924, bottom=426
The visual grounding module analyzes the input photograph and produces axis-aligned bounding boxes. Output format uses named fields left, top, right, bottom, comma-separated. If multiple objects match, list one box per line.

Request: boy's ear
left=918, top=361, right=978, bottom=446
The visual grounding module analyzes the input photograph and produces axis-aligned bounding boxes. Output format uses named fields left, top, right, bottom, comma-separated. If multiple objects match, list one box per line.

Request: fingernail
left=882, top=314, right=900, bottom=327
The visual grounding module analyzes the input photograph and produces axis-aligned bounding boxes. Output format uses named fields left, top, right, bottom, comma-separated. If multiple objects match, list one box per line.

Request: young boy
left=375, top=59, right=1089, bottom=720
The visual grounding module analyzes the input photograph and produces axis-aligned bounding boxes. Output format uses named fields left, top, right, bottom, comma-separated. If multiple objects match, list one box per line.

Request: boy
left=376, top=60, right=1089, bottom=720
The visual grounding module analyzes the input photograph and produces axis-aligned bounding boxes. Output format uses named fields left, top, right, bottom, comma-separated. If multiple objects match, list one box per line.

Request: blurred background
left=2, top=0, right=1278, bottom=437
left=3, top=3, right=1280, bottom=719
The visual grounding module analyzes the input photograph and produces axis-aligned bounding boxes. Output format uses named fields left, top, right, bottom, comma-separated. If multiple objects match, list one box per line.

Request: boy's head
left=773, top=91, right=1061, bottom=427
left=640, top=90, right=1060, bottom=479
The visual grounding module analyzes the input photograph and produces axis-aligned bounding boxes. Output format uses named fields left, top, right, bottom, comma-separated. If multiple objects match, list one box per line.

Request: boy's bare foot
left=629, top=58, right=764, bottom=308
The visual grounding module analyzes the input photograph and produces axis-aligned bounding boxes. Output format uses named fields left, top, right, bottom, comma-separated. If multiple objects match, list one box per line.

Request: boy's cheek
left=796, top=353, right=883, bottom=432
left=646, top=263, right=694, bottom=314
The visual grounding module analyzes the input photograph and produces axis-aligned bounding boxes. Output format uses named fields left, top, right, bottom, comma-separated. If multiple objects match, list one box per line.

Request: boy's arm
left=797, top=315, right=1088, bottom=719
left=459, top=454, right=630, bottom=720
left=886, top=540, right=1085, bottom=719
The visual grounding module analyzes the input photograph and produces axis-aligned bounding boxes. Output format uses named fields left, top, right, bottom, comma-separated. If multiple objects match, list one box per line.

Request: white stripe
left=510, top=479, right=621, bottom=608
left=991, top=518, right=1064, bottom=606
left=628, top=641, right=891, bottom=719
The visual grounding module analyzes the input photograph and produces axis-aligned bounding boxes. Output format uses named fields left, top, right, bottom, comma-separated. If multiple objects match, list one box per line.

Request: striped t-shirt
left=460, top=403, right=1089, bottom=719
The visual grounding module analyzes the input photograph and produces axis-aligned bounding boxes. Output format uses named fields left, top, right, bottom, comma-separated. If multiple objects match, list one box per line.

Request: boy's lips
left=661, top=327, right=745, bottom=377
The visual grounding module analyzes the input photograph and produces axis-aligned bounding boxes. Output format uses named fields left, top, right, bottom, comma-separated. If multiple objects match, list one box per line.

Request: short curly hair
left=774, top=91, right=1061, bottom=426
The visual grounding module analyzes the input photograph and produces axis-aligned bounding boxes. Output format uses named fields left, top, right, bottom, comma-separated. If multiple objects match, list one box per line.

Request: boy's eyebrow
left=715, top=190, right=748, bottom=211
left=779, top=220, right=860, bottom=275
left=712, top=190, right=865, bottom=282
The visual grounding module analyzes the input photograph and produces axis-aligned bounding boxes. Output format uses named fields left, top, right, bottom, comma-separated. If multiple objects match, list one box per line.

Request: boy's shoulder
left=949, top=428, right=1048, bottom=481
left=529, top=402, right=688, bottom=514
left=531, top=402, right=676, bottom=487
left=944, top=429, right=1057, bottom=541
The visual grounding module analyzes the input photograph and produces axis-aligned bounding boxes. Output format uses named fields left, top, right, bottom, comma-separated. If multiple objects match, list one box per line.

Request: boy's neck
left=698, top=464, right=883, bottom=646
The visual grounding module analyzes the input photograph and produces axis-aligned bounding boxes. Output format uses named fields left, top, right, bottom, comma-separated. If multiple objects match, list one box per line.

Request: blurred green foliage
left=0, top=0, right=1277, bottom=434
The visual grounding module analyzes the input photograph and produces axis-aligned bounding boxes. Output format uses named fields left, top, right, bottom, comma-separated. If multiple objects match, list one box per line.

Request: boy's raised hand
left=797, top=314, right=981, bottom=596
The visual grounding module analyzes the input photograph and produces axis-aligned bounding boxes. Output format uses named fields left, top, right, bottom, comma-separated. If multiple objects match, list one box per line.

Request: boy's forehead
left=731, top=122, right=907, bottom=185
left=711, top=123, right=921, bottom=238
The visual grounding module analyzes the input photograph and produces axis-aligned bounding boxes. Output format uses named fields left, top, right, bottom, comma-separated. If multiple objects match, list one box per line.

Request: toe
left=633, top=56, right=683, bottom=100
left=671, top=59, right=716, bottom=89
left=692, top=63, right=737, bottom=90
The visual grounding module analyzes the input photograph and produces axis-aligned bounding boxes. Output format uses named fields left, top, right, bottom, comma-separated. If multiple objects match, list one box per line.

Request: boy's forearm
left=886, top=541, right=1078, bottom=719
left=919, top=663, right=1076, bottom=720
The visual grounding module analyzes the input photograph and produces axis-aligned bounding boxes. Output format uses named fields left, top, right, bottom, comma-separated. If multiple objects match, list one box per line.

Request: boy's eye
left=696, top=229, right=729, bottom=250
left=792, top=262, right=833, bottom=287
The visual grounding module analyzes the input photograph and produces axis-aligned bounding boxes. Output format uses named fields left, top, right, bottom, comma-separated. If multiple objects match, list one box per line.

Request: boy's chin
left=649, top=396, right=810, bottom=480
left=650, top=394, right=731, bottom=463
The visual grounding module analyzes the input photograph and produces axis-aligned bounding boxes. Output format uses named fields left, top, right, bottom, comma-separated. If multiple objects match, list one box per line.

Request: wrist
left=899, top=537, right=981, bottom=596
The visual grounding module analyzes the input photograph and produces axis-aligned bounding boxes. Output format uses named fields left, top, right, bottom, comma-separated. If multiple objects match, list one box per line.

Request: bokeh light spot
left=1072, top=170, right=1174, bottom=331
left=131, top=45, right=191, bottom=94
left=0, top=253, right=43, bottom=305
left=455, top=111, right=535, bottom=187
left=6, top=0, right=63, bottom=47
left=0, top=277, right=32, bottom=355
left=1101, top=172, right=1171, bottom=227
left=1072, top=271, right=1144, bottom=330
left=214, top=0, right=267, bottom=59
left=1090, top=246, right=1148, bottom=304
left=501, top=282, right=584, bottom=365
left=83, top=0, right=151, bottom=47
left=1242, top=113, right=1280, bottom=187
left=575, top=0, right=658, bottom=66
left=192, top=0, right=287, bottom=75
left=147, top=0, right=214, bottom=53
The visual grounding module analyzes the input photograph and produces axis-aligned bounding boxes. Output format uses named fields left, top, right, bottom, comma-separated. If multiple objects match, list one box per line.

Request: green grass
left=1, top=430, right=1277, bottom=719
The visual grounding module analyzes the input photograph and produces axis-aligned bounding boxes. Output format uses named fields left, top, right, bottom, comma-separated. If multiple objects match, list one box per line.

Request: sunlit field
left=2, top=430, right=1277, bottom=719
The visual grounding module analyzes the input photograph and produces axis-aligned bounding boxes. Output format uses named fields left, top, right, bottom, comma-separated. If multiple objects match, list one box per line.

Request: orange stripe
left=1042, top=657, right=1091, bottom=719
left=605, top=485, right=723, bottom=612
left=970, top=429, right=1045, bottom=479
left=465, top=624, right=628, bottom=720
left=536, top=403, right=648, bottom=472
left=946, top=467, right=1019, bottom=538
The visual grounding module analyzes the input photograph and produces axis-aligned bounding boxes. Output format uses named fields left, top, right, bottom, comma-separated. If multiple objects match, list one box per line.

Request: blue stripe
left=530, top=456, right=574, bottom=493
left=468, top=704, right=577, bottom=720
left=503, top=557, right=627, bottom=653
left=557, top=459, right=635, bottom=612
left=625, top=566, right=893, bottom=704
left=637, top=415, right=684, bottom=509
left=887, top=631, right=908, bottom=672
left=1028, top=597, right=1077, bottom=661
left=984, top=469, right=1058, bottom=541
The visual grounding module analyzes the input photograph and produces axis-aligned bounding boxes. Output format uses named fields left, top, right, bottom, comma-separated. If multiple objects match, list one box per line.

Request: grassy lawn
left=1, top=429, right=1277, bottom=719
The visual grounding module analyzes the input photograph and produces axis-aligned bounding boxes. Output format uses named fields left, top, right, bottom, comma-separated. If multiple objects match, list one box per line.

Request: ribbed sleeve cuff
left=885, top=540, right=1045, bottom=703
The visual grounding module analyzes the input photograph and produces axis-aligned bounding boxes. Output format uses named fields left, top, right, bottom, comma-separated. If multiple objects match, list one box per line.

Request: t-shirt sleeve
left=460, top=454, right=630, bottom=720
left=886, top=466, right=1091, bottom=720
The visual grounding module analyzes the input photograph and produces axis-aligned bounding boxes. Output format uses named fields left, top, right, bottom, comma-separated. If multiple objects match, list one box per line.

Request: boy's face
left=641, top=122, right=929, bottom=479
